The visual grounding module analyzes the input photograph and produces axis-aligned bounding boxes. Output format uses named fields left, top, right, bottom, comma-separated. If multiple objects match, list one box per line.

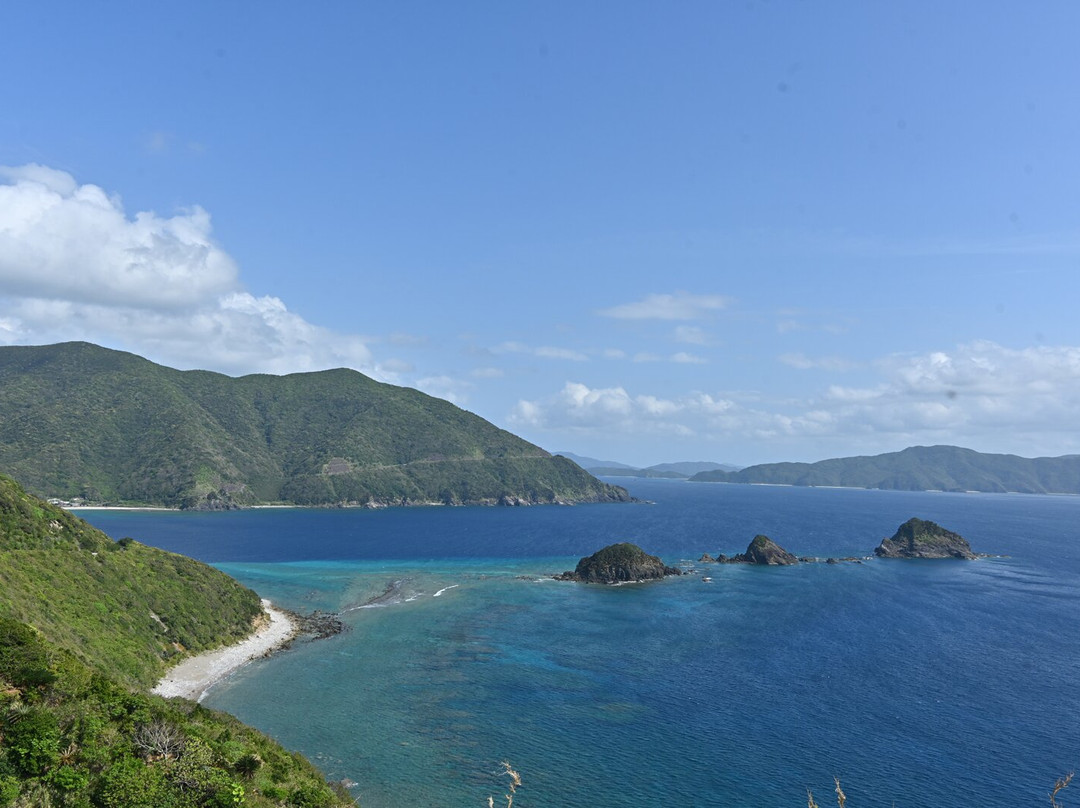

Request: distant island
left=558, top=452, right=740, bottom=479
left=688, top=445, right=1080, bottom=495
left=0, top=342, right=630, bottom=509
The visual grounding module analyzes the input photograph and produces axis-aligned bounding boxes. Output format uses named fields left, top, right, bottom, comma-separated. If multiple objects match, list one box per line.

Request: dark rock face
left=699, top=553, right=716, bottom=564
left=722, top=535, right=799, bottom=565
left=555, top=542, right=682, bottom=584
left=874, top=517, right=976, bottom=559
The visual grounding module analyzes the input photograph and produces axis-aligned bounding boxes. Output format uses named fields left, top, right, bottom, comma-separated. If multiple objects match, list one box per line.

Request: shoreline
left=151, top=599, right=298, bottom=702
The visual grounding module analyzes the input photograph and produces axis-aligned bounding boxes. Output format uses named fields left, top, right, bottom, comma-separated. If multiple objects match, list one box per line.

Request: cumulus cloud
left=598, top=292, right=732, bottom=321
left=0, top=164, right=237, bottom=308
left=0, top=164, right=380, bottom=377
left=509, top=341, right=1080, bottom=457
left=511, top=382, right=748, bottom=437
left=822, top=341, right=1080, bottom=440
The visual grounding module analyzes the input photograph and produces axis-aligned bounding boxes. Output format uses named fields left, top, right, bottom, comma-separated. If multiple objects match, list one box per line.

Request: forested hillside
left=0, top=474, right=352, bottom=807
left=690, top=444, right=1080, bottom=494
left=0, top=342, right=629, bottom=509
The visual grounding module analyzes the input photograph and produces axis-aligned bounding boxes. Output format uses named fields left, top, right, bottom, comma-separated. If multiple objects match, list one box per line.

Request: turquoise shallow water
left=83, top=481, right=1080, bottom=807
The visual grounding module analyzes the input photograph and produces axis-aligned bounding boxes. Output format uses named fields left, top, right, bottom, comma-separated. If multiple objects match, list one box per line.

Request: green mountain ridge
left=689, top=445, right=1080, bottom=494
left=0, top=342, right=629, bottom=509
left=0, top=474, right=352, bottom=806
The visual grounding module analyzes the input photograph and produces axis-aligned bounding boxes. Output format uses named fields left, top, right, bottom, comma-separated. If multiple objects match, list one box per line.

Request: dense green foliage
left=559, top=542, right=681, bottom=583
left=689, top=444, right=1080, bottom=494
left=875, top=517, right=976, bottom=559
left=0, top=620, right=351, bottom=807
left=0, top=342, right=628, bottom=508
left=0, top=476, right=351, bottom=806
left=0, top=475, right=262, bottom=690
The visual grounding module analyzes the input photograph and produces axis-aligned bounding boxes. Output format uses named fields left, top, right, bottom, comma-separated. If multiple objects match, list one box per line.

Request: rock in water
left=724, top=534, right=799, bottom=565
left=874, top=517, right=976, bottom=559
left=555, top=542, right=682, bottom=583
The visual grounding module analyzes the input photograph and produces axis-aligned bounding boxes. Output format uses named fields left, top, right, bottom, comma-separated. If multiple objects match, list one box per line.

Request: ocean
left=81, top=480, right=1080, bottom=807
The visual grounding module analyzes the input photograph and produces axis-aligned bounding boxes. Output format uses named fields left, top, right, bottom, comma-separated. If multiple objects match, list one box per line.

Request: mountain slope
left=0, top=474, right=351, bottom=806
left=689, top=445, right=1080, bottom=494
left=0, top=473, right=262, bottom=689
left=0, top=342, right=629, bottom=508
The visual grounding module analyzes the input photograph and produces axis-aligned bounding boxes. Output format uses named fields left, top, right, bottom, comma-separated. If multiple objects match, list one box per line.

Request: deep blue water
left=82, top=480, right=1080, bottom=807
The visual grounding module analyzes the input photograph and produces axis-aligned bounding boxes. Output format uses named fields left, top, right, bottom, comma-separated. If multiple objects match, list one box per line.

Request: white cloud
left=508, top=341, right=1080, bottom=458
left=414, top=375, right=471, bottom=405
left=494, top=341, right=588, bottom=361
left=779, top=353, right=857, bottom=371
left=511, top=382, right=747, bottom=437
left=633, top=351, right=705, bottom=364
left=535, top=346, right=589, bottom=361
left=822, top=341, right=1080, bottom=438
left=471, top=366, right=504, bottom=379
left=379, top=358, right=415, bottom=374
left=0, top=164, right=379, bottom=377
left=674, top=325, right=710, bottom=345
left=598, top=292, right=732, bottom=321
left=0, top=164, right=238, bottom=308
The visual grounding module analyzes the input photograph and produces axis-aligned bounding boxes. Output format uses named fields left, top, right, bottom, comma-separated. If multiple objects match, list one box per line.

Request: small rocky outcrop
left=874, top=517, right=976, bottom=560
left=699, top=552, right=716, bottom=563
left=555, top=542, right=682, bottom=584
left=721, top=535, right=799, bottom=565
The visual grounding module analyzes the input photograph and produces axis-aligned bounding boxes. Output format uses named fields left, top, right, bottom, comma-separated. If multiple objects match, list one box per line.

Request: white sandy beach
left=152, top=599, right=297, bottom=702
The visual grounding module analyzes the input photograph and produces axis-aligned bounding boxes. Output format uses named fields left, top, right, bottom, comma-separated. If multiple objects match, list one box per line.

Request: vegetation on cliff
left=689, top=444, right=1080, bottom=494
left=555, top=542, right=682, bottom=583
left=0, top=342, right=630, bottom=509
left=0, top=475, right=351, bottom=806
left=874, top=517, right=977, bottom=559
left=0, top=474, right=262, bottom=690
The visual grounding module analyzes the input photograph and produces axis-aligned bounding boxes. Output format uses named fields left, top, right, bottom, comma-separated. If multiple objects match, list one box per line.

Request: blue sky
left=2, top=2, right=1080, bottom=466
